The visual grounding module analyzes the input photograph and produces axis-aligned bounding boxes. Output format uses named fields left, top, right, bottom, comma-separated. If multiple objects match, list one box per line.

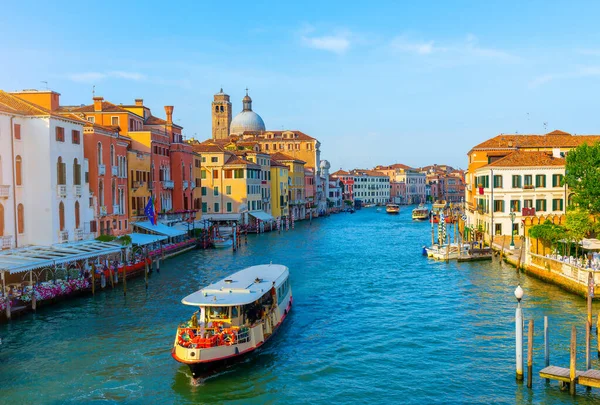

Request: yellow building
left=189, top=141, right=268, bottom=224
left=127, top=149, right=151, bottom=221
left=270, top=161, right=289, bottom=218
left=271, top=152, right=306, bottom=220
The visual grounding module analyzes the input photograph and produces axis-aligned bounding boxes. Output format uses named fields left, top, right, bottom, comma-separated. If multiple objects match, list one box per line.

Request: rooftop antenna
left=543, top=122, right=548, bottom=132
left=41, top=81, right=48, bottom=90
left=92, top=85, right=95, bottom=97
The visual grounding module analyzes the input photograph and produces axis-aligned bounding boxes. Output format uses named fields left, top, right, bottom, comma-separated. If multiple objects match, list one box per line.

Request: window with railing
left=524, top=175, right=533, bottom=188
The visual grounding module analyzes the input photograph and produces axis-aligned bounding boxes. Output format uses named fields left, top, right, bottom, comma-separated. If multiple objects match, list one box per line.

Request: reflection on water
left=1, top=208, right=600, bottom=404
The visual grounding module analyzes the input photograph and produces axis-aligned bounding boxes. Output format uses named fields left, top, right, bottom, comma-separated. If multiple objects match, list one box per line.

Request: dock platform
left=539, top=366, right=581, bottom=383
left=578, top=369, right=600, bottom=388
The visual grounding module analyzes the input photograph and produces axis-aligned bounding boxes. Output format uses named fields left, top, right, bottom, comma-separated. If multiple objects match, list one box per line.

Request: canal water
left=1, top=208, right=600, bottom=404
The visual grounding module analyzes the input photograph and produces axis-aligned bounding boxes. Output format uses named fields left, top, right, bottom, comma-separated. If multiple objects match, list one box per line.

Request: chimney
left=164, top=106, right=174, bottom=124
left=93, top=97, right=103, bottom=112
left=552, top=148, right=562, bottom=158
left=135, top=98, right=143, bottom=106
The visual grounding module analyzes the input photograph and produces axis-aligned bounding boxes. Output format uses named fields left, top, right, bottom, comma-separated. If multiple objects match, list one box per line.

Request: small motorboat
left=213, top=237, right=233, bottom=248
left=386, top=203, right=400, bottom=214
left=172, top=264, right=292, bottom=377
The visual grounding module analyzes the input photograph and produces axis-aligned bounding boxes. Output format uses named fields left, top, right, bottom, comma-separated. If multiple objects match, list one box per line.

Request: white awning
left=201, top=214, right=241, bottom=222
left=249, top=211, right=274, bottom=221
left=129, top=233, right=168, bottom=246
left=132, top=221, right=186, bottom=237
left=582, top=238, right=600, bottom=251
left=0, top=240, right=123, bottom=274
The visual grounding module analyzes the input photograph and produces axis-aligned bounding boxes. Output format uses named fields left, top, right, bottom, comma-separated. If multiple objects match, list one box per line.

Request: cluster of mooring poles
left=515, top=273, right=600, bottom=395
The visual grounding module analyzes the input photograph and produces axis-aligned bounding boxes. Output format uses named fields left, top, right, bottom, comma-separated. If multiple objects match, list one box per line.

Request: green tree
left=564, top=142, right=600, bottom=213
left=528, top=220, right=566, bottom=253
left=565, top=208, right=595, bottom=256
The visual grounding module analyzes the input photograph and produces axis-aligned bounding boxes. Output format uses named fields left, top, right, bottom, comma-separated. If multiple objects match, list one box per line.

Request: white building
left=328, top=177, right=343, bottom=210
left=470, top=150, right=566, bottom=239
left=349, top=169, right=390, bottom=205
left=0, top=90, right=94, bottom=248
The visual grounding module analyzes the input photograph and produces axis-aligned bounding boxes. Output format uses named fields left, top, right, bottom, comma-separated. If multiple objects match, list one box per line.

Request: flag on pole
left=145, top=196, right=155, bottom=225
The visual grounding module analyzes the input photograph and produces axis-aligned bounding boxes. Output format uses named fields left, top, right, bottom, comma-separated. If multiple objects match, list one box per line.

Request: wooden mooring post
left=144, top=258, right=149, bottom=290
left=527, top=319, right=534, bottom=388
left=515, top=286, right=524, bottom=381
left=570, top=325, right=577, bottom=396
left=544, top=316, right=549, bottom=382
left=597, top=312, right=600, bottom=358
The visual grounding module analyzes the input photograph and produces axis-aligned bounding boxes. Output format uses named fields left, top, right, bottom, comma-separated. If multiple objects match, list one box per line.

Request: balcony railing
left=1, top=235, right=12, bottom=249
left=148, top=181, right=154, bottom=190
left=74, top=228, right=84, bottom=241
left=0, top=185, right=10, bottom=198
left=98, top=164, right=106, bottom=175
left=133, top=181, right=144, bottom=189
left=73, top=185, right=82, bottom=197
left=57, top=184, right=67, bottom=198
left=183, top=180, right=189, bottom=190
left=58, top=230, right=69, bottom=243
left=113, top=205, right=121, bottom=215
left=112, top=166, right=119, bottom=176
left=162, top=180, right=174, bottom=189
left=99, top=206, right=107, bottom=216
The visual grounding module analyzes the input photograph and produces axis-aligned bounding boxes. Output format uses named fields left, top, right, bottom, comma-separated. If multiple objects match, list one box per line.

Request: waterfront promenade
left=1, top=208, right=599, bottom=404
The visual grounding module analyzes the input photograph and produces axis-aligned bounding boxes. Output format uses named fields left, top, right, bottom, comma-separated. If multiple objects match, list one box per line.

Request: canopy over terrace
left=132, top=222, right=187, bottom=239
left=248, top=211, right=274, bottom=222
left=129, top=233, right=168, bottom=246
left=0, top=240, right=123, bottom=275
left=581, top=238, right=600, bottom=251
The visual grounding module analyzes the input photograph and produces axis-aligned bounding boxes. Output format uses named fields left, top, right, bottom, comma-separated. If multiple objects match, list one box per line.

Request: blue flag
left=144, top=196, right=155, bottom=225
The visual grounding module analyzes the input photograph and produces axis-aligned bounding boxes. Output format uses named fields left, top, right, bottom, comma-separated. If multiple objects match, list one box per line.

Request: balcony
left=523, top=185, right=535, bottom=190
left=57, top=184, right=67, bottom=198
left=148, top=181, right=154, bottom=190
left=1, top=235, right=12, bottom=249
left=183, top=180, right=189, bottom=190
left=98, top=164, right=106, bottom=176
left=99, top=206, right=107, bottom=216
left=73, top=185, right=82, bottom=197
left=74, top=228, right=84, bottom=241
left=132, top=181, right=144, bottom=189
left=113, top=205, right=121, bottom=215
left=112, top=166, right=119, bottom=176
left=162, top=180, right=174, bottom=189
left=58, top=230, right=69, bottom=243
left=0, top=185, right=10, bottom=198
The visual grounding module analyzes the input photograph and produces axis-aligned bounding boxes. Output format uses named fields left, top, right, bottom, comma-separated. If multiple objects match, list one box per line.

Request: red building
left=331, top=169, right=354, bottom=201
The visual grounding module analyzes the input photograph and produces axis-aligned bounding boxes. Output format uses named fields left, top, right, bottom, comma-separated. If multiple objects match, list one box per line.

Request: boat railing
left=176, top=324, right=251, bottom=348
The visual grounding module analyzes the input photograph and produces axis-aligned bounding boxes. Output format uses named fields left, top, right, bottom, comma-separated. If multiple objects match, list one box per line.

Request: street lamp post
left=510, top=211, right=516, bottom=250
left=515, top=285, right=524, bottom=381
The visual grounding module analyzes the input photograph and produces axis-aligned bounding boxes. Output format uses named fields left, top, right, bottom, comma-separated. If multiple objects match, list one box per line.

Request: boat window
left=232, top=306, right=239, bottom=318
left=208, top=306, right=229, bottom=320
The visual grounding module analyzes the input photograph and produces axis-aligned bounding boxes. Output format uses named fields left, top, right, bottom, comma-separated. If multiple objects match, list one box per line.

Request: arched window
left=97, top=143, right=103, bottom=165
left=17, top=204, right=24, bottom=234
left=15, top=156, right=22, bottom=185
left=0, top=203, right=4, bottom=236
left=57, top=157, right=66, bottom=185
left=59, top=201, right=65, bottom=231
left=110, top=145, right=115, bottom=166
left=112, top=179, right=116, bottom=206
left=74, top=201, right=80, bottom=229
left=73, top=158, right=81, bottom=185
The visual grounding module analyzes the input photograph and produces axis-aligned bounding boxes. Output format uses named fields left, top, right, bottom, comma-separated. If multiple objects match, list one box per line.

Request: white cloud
left=301, top=33, right=351, bottom=54
left=390, top=37, right=436, bottom=55
left=67, top=71, right=145, bottom=83
left=389, top=34, right=516, bottom=62
left=529, top=66, right=600, bottom=88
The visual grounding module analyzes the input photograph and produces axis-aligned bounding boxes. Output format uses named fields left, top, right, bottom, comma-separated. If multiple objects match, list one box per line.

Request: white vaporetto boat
left=172, top=264, right=292, bottom=377
left=213, top=237, right=233, bottom=249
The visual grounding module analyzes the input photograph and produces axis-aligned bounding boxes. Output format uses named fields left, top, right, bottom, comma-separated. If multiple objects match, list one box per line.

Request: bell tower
left=212, top=88, right=231, bottom=140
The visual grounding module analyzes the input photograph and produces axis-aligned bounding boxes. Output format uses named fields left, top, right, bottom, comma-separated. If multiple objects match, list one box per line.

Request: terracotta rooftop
left=70, top=101, right=131, bottom=114
left=485, top=150, right=566, bottom=168
left=191, top=143, right=225, bottom=153
left=471, top=130, right=600, bottom=151
left=242, top=130, right=316, bottom=141
left=351, top=169, right=387, bottom=177
left=270, top=152, right=306, bottom=164
left=270, top=160, right=288, bottom=169
left=331, top=169, right=350, bottom=176
left=224, top=155, right=260, bottom=168
left=0, top=90, right=52, bottom=116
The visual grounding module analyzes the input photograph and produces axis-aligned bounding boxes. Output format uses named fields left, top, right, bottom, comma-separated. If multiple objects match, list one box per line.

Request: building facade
left=349, top=169, right=390, bottom=205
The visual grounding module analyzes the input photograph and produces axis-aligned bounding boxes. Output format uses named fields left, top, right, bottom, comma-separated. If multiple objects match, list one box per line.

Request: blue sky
left=2, top=1, right=600, bottom=170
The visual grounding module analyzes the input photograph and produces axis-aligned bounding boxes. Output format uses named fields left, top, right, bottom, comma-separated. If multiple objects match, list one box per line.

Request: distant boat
left=363, top=203, right=375, bottom=208
left=386, top=204, right=400, bottom=214
left=412, top=204, right=429, bottom=221
left=213, top=237, right=233, bottom=249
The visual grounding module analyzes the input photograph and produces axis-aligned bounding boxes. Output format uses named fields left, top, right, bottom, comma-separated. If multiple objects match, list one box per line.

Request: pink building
left=304, top=168, right=316, bottom=218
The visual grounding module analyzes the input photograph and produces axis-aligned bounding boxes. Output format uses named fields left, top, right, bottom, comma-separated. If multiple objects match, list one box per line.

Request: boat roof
left=181, top=264, right=289, bottom=307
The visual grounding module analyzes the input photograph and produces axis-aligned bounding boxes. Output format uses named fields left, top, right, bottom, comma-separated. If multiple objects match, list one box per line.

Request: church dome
left=230, top=89, right=266, bottom=134
left=230, top=111, right=266, bottom=134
